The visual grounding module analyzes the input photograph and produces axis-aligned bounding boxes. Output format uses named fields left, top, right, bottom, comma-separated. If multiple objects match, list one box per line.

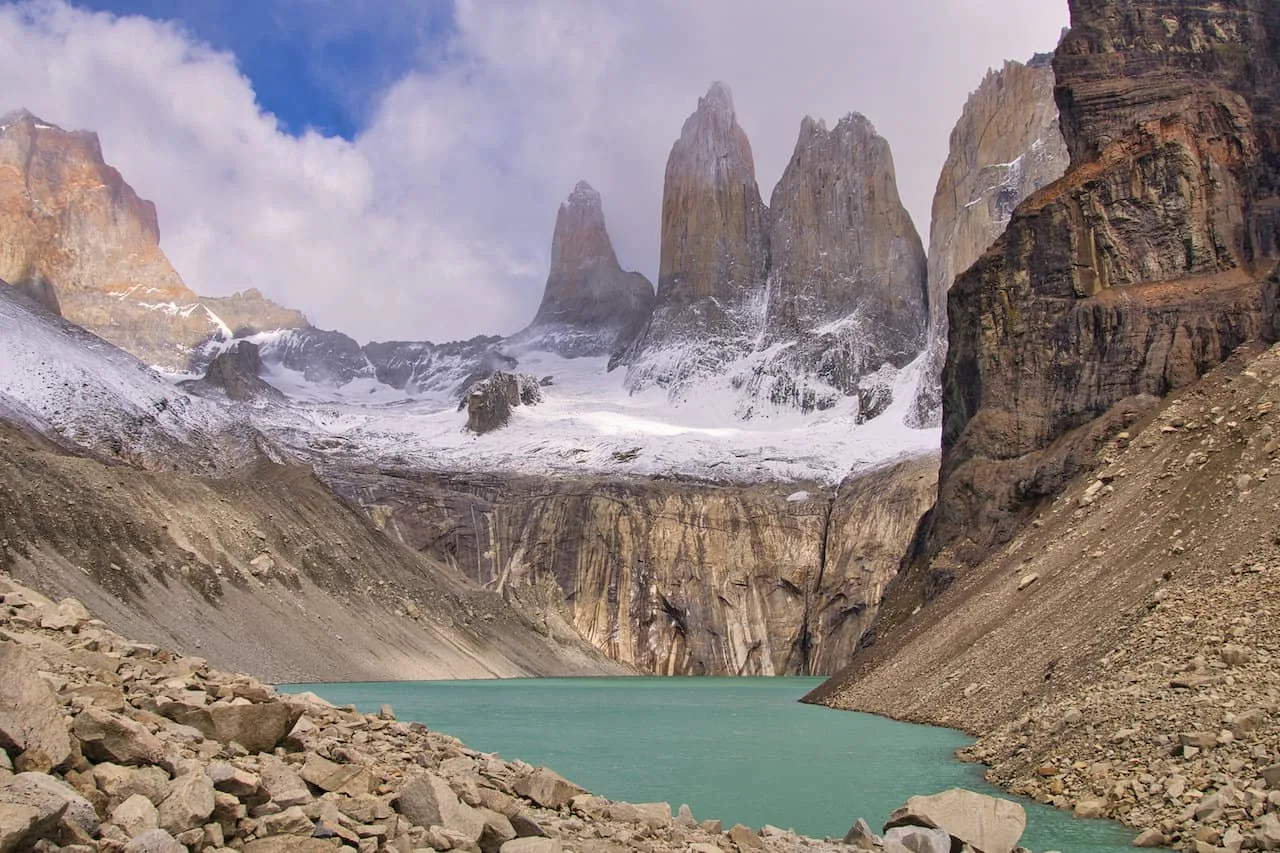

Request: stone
left=157, top=771, right=215, bottom=835
left=1073, top=800, right=1107, bottom=819
left=0, top=802, right=58, bottom=853
left=121, top=828, right=185, bottom=853
left=512, top=767, right=586, bottom=810
left=844, top=817, right=881, bottom=849
left=477, top=807, right=516, bottom=853
left=300, top=752, right=372, bottom=796
left=1228, top=709, right=1267, bottom=738
left=92, top=763, right=171, bottom=808
left=0, top=771, right=99, bottom=837
left=499, top=839, right=563, bottom=853
left=260, top=805, right=314, bottom=836
left=727, top=823, right=765, bottom=849
left=162, top=701, right=301, bottom=754
left=1017, top=573, right=1040, bottom=592
left=884, top=789, right=1026, bottom=853
left=242, top=837, right=345, bottom=853
left=396, top=771, right=485, bottom=841
left=0, top=643, right=72, bottom=769
left=206, top=761, right=259, bottom=797
left=464, top=372, right=543, bottom=434
left=883, top=825, right=953, bottom=853
left=72, top=707, right=165, bottom=766
left=179, top=341, right=284, bottom=402
left=1262, top=764, right=1280, bottom=789
left=1221, top=645, right=1254, bottom=667
left=1133, top=828, right=1167, bottom=848
left=511, top=181, right=655, bottom=358
left=111, top=793, right=159, bottom=837
left=257, top=755, right=312, bottom=807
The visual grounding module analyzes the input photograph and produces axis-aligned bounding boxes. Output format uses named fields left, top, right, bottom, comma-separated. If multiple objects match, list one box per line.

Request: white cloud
left=0, top=0, right=1068, bottom=343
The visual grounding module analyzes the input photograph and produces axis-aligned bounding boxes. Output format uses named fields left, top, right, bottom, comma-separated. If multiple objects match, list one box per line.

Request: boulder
left=257, top=755, right=312, bottom=807
left=884, top=789, right=1026, bottom=853
left=844, top=817, right=881, bottom=850
left=241, top=836, right=346, bottom=852
left=206, top=761, right=259, bottom=797
left=111, top=793, right=159, bottom=837
left=884, top=825, right=953, bottom=853
left=72, top=707, right=165, bottom=766
left=728, top=824, right=765, bottom=849
left=0, top=642, right=72, bottom=769
left=500, top=839, right=563, bottom=853
left=156, top=771, right=214, bottom=835
left=396, top=771, right=485, bottom=840
left=121, top=828, right=185, bottom=853
left=300, top=752, right=371, bottom=795
left=92, top=762, right=171, bottom=808
left=0, top=802, right=59, bottom=853
left=0, top=771, right=99, bottom=837
left=512, top=767, right=586, bottom=810
left=162, top=701, right=301, bottom=754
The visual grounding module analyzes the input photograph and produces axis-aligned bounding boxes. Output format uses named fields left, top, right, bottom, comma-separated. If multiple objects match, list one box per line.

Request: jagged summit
left=701, top=80, right=735, bottom=116
left=508, top=181, right=654, bottom=358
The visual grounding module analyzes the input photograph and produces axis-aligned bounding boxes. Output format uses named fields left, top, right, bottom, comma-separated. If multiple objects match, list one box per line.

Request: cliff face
left=334, top=456, right=938, bottom=677
left=927, top=0, right=1280, bottom=567
left=909, top=57, right=1069, bottom=427
left=625, top=86, right=927, bottom=417
left=623, top=83, right=771, bottom=392
left=0, top=111, right=307, bottom=368
left=513, top=182, right=654, bottom=358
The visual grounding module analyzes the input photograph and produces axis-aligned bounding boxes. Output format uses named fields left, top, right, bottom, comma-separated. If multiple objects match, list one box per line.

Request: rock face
left=624, top=85, right=927, bottom=418
left=909, top=56, right=1068, bottom=427
left=624, top=82, right=770, bottom=392
left=335, top=456, right=937, bottom=676
left=464, top=372, right=542, bottom=434
left=511, top=182, right=654, bottom=358
left=0, top=111, right=307, bottom=368
left=927, top=0, right=1280, bottom=566
left=179, top=341, right=284, bottom=403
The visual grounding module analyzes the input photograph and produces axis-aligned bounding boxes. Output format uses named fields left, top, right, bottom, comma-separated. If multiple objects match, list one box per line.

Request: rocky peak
left=513, top=182, right=654, bottom=358
left=908, top=57, right=1068, bottom=427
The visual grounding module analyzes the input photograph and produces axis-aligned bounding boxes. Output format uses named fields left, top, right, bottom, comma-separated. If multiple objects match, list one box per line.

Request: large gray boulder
left=884, top=825, right=953, bottom=853
left=156, top=771, right=214, bottom=835
left=396, top=771, right=486, bottom=840
left=513, top=767, right=586, bottom=810
left=72, top=707, right=166, bottom=766
left=161, top=701, right=301, bottom=754
left=0, top=643, right=72, bottom=770
left=0, top=771, right=100, bottom=837
left=884, top=789, right=1026, bottom=853
left=0, top=801, right=61, bottom=853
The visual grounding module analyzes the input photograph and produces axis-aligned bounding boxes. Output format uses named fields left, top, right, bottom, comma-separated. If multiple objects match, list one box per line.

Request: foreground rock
left=0, top=572, right=1051, bottom=853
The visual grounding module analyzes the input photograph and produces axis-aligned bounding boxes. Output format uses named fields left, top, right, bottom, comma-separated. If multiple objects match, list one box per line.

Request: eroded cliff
left=928, top=0, right=1280, bottom=568
left=909, top=56, right=1068, bottom=427
left=331, top=456, right=938, bottom=677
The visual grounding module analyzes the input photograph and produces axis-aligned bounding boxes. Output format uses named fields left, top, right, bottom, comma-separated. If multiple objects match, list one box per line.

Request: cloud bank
left=0, top=0, right=1068, bottom=343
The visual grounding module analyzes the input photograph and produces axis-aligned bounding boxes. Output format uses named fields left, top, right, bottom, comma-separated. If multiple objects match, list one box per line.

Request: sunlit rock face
left=909, top=56, right=1068, bottom=428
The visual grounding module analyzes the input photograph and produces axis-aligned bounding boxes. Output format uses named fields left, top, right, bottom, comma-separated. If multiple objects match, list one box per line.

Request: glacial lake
left=282, top=677, right=1143, bottom=853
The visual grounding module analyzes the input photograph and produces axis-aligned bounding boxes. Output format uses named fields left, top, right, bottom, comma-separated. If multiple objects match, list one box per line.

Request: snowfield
left=256, top=349, right=940, bottom=485
left=0, top=290, right=940, bottom=484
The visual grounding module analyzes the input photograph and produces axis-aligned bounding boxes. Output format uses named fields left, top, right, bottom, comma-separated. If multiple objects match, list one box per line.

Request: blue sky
left=0, top=0, right=1069, bottom=342
left=72, top=0, right=455, bottom=138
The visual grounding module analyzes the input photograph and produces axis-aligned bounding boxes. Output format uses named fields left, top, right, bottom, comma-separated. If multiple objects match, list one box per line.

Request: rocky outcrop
left=909, top=56, right=1068, bottom=427
left=333, top=456, right=937, bottom=676
left=624, top=85, right=927, bottom=418
left=0, top=110, right=308, bottom=368
left=180, top=342, right=284, bottom=403
left=926, top=0, right=1280, bottom=566
left=623, top=83, right=770, bottom=392
left=511, top=182, right=654, bottom=358
left=464, top=372, right=542, bottom=434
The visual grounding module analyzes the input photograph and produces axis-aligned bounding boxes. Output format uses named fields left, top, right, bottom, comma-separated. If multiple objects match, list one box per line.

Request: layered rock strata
left=624, top=85, right=927, bottom=417
left=510, top=182, right=654, bottom=358
left=927, top=0, right=1280, bottom=566
left=909, top=56, right=1068, bottom=427
left=332, top=456, right=937, bottom=677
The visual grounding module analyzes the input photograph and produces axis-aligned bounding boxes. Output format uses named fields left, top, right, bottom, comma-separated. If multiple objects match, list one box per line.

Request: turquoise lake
left=282, top=677, right=1144, bottom=853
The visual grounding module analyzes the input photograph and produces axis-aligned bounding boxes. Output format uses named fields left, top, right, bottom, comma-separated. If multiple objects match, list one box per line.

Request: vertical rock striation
left=926, top=0, right=1280, bottom=568
left=909, top=56, right=1069, bottom=427
left=625, top=85, right=927, bottom=418
left=623, top=82, right=771, bottom=392
left=511, top=182, right=654, bottom=358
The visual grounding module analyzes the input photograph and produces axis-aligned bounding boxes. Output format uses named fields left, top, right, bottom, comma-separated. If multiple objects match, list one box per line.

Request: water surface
left=283, top=677, right=1142, bottom=853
